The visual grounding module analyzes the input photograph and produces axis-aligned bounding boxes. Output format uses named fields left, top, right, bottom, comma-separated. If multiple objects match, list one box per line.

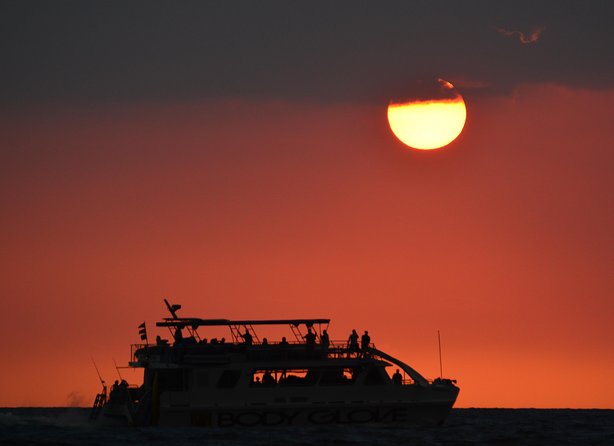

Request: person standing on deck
left=392, top=369, right=403, bottom=385
left=321, top=329, right=330, bottom=349
left=347, top=329, right=359, bottom=357
left=241, top=329, right=253, bottom=346
left=174, top=326, right=183, bottom=344
left=304, top=327, right=316, bottom=351
left=361, top=330, right=371, bottom=357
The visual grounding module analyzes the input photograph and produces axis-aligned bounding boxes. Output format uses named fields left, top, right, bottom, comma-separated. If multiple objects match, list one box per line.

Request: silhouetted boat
left=90, top=300, right=459, bottom=426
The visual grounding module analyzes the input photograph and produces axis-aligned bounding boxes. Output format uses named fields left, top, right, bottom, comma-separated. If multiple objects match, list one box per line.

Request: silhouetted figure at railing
left=109, top=379, right=130, bottom=404
left=174, top=327, right=183, bottom=344
left=348, top=329, right=359, bottom=357
left=262, top=370, right=275, bottom=386
left=392, top=368, right=403, bottom=385
left=321, top=329, right=330, bottom=349
left=361, top=330, right=371, bottom=357
left=304, top=328, right=316, bottom=351
left=241, top=329, right=253, bottom=346
left=279, top=336, right=288, bottom=346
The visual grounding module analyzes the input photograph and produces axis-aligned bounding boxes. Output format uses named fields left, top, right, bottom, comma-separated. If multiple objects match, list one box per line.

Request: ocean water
left=0, top=408, right=613, bottom=446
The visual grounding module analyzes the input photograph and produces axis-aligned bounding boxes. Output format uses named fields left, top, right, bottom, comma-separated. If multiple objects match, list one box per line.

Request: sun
left=387, top=79, right=467, bottom=150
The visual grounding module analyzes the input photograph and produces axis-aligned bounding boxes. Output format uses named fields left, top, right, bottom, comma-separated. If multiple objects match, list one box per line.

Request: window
left=319, top=367, right=355, bottom=386
left=250, top=369, right=318, bottom=387
left=364, top=367, right=387, bottom=386
left=158, top=370, right=184, bottom=391
left=217, top=370, right=241, bottom=388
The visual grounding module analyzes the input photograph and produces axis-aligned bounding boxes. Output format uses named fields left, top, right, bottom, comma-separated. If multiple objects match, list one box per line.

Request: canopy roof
left=156, top=318, right=330, bottom=328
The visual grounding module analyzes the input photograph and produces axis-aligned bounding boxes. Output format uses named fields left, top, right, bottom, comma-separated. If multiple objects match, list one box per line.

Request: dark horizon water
left=1, top=408, right=613, bottom=445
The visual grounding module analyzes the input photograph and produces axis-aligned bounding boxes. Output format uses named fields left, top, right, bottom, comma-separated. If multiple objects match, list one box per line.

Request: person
left=392, top=368, right=403, bottom=385
left=303, top=327, right=316, bottom=349
left=347, top=329, right=359, bottom=356
left=279, top=336, right=288, bottom=346
left=321, top=329, right=330, bottom=349
left=361, top=330, right=371, bottom=357
left=262, top=370, right=275, bottom=386
left=242, top=329, right=253, bottom=346
left=262, top=337, right=268, bottom=346
left=109, top=380, right=120, bottom=403
left=174, top=327, right=183, bottom=344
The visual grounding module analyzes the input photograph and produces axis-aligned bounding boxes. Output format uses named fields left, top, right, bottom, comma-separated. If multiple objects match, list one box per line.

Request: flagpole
left=138, top=322, right=148, bottom=344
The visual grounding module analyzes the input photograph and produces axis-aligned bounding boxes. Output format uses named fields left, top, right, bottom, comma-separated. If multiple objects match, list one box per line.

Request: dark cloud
left=389, top=78, right=462, bottom=104
left=1, top=1, right=613, bottom=105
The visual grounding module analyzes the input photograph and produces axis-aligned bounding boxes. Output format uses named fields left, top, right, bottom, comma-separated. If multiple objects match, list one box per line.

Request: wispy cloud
left=496, top=26, right=545, bottom=44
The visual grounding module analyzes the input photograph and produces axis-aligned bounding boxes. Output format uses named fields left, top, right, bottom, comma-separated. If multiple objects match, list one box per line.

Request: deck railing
left=129, top=340, right=424, bottom=385
left=130, top=340, right=376, bottom=358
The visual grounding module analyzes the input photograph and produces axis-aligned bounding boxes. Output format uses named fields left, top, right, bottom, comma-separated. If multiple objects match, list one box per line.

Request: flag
left=138, top=322, right=147, bottom=341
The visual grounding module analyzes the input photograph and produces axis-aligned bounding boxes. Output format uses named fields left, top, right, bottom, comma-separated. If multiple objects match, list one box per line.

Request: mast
left=113, top=358, right=124, bottom=381
left=91, top=357, right=107, bottom=396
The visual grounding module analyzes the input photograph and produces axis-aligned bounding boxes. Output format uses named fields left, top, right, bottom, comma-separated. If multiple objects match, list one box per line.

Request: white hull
left=160, top=401, right=457, bottom=427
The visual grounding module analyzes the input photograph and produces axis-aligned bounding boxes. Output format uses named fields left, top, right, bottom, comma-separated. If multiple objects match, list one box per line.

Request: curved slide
left=368, top=347, right=429, bottom=387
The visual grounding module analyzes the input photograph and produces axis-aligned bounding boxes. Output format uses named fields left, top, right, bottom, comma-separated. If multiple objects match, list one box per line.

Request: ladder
left=89, top=391, right=106, bottom=420
left=230, top=324, right=260, bottom=344
left=290, top=324, right=304, bottom=343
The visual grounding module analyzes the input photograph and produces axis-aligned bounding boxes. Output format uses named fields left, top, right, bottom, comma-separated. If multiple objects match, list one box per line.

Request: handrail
left=367, top=347, right=429, bottom=387
left=130, top=341, right=430, bottom=387
left=132, top=340, right=375, bottom=361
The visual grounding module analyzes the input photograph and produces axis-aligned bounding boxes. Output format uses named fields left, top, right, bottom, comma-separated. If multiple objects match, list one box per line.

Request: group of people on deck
left=347, top=329, right=371, bottom=357
left=238, top=327, right=371, bottom=357
left=165, top=326, right=373, bottom=357
left=108, top=379, right=130, bottom=403
left=239, top=328, right=330, bottom=349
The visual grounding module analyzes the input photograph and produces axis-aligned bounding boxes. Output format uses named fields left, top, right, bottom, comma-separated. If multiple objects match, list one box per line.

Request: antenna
left=164, top=298, right=181, bottom=318
left=437, top=330, right=443, bottom=378
left=91, top=357, right=105, bottom=387
left=113, top=358, right=124, bottom=381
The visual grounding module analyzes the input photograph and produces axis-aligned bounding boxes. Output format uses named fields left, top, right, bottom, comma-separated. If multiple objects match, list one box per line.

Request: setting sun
left=387, top=80, right=467, bottom=150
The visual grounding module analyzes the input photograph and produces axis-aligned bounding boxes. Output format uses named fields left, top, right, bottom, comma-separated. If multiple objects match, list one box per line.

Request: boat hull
left=156, top=381, right=459, bottom=427
left=96, top=382, right=459, bottom=427
left=156, top=401, right=455, bottom=427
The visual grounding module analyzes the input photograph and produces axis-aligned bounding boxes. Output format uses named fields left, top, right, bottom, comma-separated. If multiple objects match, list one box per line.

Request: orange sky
left=1, top=84, right=612, bottom=408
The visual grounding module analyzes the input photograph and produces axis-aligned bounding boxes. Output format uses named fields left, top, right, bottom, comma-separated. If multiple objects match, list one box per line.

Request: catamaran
left=90, top=299, right=459, bottom=426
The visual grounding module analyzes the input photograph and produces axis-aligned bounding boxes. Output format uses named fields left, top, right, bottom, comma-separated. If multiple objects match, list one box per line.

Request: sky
left=1, top=1, right=613, bottom=408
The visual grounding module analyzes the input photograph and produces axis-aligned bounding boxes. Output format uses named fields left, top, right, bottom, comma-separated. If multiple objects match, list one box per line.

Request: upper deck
left=129, top=299, right=430, bottom=386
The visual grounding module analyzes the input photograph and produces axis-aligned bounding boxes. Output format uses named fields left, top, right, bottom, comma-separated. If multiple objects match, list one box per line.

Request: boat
left=90, top=299, right=459, bottom=426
